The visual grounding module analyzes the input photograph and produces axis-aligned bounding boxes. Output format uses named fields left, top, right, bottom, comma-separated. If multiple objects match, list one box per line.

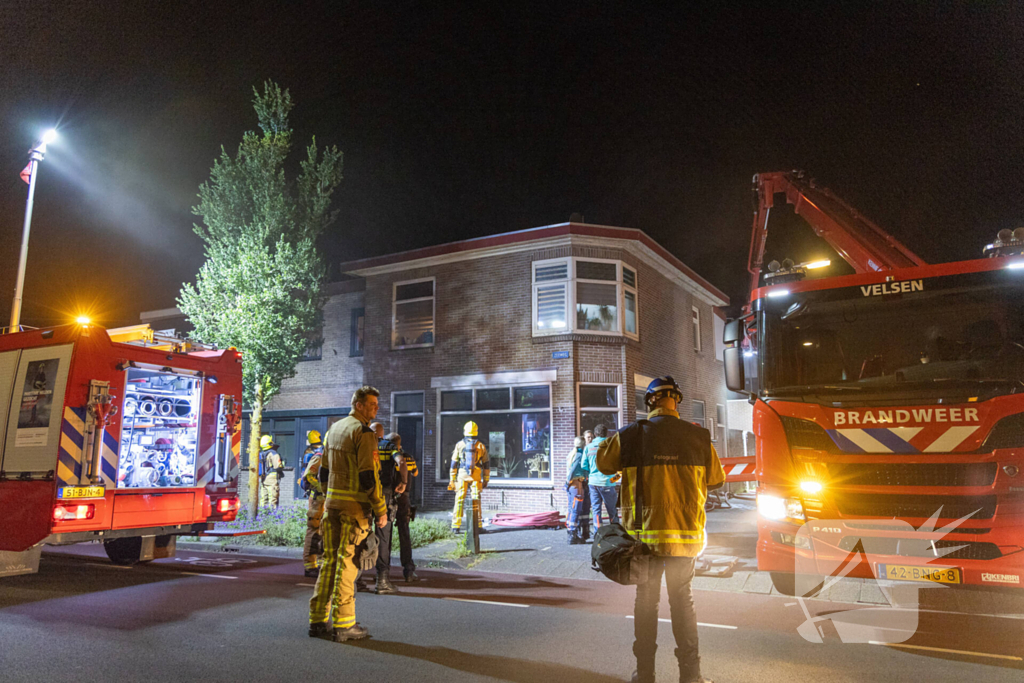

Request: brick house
left=144, top=222, right=730, bottom=514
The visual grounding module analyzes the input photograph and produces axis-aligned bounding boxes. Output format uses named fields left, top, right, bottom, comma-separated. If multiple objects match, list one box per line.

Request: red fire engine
left=724, top=171, right=1024, bottom=594
left=0, top=323, right=243, bottom=576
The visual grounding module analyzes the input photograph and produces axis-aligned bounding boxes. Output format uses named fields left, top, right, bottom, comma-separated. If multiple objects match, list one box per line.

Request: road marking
left=84, top=563, right=133, bottom=570
left=540, top=547, right=551, bottom=551
left=444, top=598, right=530, bottom=608
left=181, top=572, right=238, bottom=580
left=625, top=616, right=737, bottom=630
left=868, top=641, right=1022, bottom=661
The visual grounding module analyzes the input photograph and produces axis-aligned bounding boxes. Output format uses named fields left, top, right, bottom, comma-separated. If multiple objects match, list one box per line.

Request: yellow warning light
left=75, top=315, right=91, bottom=325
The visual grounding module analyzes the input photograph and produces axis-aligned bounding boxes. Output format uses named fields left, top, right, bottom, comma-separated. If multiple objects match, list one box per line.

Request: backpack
left=591, top=419, right=652, bottom=585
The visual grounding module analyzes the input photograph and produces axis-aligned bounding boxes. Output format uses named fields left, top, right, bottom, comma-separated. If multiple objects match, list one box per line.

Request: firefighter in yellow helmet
left=258, top=434, right=284, bottom=508
left=300, top=430, right=324, bottom=577
left=448, top=421, right=489, bottom=533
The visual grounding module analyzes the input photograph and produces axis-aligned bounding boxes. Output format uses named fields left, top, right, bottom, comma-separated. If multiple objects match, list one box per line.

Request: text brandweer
left=833, top=407, right=980, bottom=426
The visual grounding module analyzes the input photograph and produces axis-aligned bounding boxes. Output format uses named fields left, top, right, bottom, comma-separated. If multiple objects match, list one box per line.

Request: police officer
left=258, top=435, right=284, bottom=509
left=308, top=386, right=388, bottom=642
left=372, top=429, right=408, bottom=594
left=390, top=432, right=419, bottom=582
left=300, top=431, right=325, bottom=578
left=596, top=376, right=723, bottom=683
left=449, top=421, right=489, bottom=533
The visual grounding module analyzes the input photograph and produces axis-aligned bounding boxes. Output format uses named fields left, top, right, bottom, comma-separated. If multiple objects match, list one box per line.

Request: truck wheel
left=103, top=537, right=143, bottom=566
left=770, top=571, right=823, bottom=598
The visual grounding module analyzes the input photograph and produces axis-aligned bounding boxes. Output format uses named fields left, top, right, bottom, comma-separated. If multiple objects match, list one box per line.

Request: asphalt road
left=0, top=546, right=1020, bottom=682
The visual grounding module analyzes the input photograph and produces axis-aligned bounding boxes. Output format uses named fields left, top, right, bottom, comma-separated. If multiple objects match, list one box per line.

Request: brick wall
left=261, top=233, right=728, bottom=516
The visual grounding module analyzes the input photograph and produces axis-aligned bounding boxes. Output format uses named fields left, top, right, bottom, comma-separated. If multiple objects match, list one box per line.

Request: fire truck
left=724, top=171, right=1024, bottom=595
left=0, top=323, right=243, bottom=577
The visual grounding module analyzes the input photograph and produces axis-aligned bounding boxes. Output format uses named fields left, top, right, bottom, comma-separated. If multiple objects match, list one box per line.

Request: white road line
left=444, top=598, right=530, bottom=608
left=84, top=563, right=133, bottom=570
left=181, top=572, right=237, bottom=580
left=868, top=641, right=1022, bottom=662
left=625, top=616, right=737, bottom=630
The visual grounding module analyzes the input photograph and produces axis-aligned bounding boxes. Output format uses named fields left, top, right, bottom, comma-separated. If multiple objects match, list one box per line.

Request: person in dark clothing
left=388, top=432, right=419, bottom=582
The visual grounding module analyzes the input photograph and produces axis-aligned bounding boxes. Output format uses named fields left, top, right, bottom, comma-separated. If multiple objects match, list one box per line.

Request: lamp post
left=9, top=129, right=57, bottom=331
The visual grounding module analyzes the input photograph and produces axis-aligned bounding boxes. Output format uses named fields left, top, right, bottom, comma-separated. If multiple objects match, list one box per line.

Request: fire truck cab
left=725, top=172, right=1024, bottom=594
left=0, top=323, right=243, bottom=577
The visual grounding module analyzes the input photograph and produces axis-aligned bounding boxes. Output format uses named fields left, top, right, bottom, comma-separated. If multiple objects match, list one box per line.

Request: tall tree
left=179, top=81, right=344, bottom=517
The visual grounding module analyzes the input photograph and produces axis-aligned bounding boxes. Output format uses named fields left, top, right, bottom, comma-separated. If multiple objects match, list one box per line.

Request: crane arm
left=748, top=171, right=927, bottom=293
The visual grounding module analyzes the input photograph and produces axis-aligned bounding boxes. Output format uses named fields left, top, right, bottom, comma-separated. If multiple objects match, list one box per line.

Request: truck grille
left=835, top=494, right=996, bottom=520
left=837, top=536, right=1003, bottom=561
left=825, top=462, right=997, bottom=487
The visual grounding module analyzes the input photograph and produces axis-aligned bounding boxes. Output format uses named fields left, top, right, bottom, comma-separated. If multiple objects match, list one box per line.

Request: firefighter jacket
left=302, top=448, right=325, bottom=498
left=377, top=438, right=408, bottom=491
left=321, top=410, right=387, bottom=520
left=258, top=449, right=284, bottom=481
left=449, top=438, right=490, bottom=487
left=595, top=407, right=725, bottom=557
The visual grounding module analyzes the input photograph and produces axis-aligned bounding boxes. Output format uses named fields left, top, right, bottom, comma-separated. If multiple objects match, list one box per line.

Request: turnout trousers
left=303, top=495, right=325, bottom=570
left=451, top=472, right=482, bottom=530
left=633, top=556, right=701, bottom=682
left=309, top=509, right=369, bottom=628
left=565, top=481, right=591, bottom=541
left=259, top=473, right=280, bottom=508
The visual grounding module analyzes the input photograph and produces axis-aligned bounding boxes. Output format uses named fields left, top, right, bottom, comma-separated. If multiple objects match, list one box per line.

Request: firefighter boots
left=333, top=623, right=369, bottom=642
left=308, top=622, right=332, bottom=639
left=375, top=571, right=398, bottom=595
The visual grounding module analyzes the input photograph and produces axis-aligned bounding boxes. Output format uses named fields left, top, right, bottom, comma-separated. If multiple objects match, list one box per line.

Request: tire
left=103, top=537, right=143, bottom=566
left=770, top=571, right=824, bottom=598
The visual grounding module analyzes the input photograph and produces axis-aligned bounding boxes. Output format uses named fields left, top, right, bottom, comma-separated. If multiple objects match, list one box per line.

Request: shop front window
left=438, top=385, right=552, bottom=482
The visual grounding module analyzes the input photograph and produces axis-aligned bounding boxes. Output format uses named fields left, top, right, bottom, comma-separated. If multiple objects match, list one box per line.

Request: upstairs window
left=393, top=278, right=435, bottom=349
left=533, top=258, right=639, bottom=339
left=350, top=308, right=364, bottom=357
left=691, top=400, right=706, bottom=429
left=692, top=306, right=701, bottom=352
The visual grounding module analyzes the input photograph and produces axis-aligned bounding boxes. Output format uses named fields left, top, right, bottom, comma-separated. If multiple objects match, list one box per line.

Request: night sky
left=2, top=2, right=1022, bottom=327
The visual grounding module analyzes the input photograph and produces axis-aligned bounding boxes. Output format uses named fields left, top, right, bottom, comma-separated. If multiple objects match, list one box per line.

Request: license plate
left=58, top=486, right=105, bottom=500
left=876, top=563, right=961, bottom=584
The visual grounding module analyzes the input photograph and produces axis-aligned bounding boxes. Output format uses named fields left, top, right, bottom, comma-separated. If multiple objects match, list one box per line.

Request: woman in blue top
left=565, top=436, right=591, bottom=544
left=584, top=424, right=620, bottom=527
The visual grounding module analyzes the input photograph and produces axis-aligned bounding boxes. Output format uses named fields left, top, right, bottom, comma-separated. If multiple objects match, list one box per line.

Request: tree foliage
left=179, top=81, right=344, bottom=408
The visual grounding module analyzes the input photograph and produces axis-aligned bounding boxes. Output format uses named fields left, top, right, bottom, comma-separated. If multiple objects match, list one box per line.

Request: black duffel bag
left=591, top=420, right=652, bottom=585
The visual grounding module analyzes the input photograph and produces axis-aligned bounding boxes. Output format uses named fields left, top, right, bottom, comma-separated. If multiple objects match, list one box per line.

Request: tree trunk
left=247, top=381, right=264, bottom=519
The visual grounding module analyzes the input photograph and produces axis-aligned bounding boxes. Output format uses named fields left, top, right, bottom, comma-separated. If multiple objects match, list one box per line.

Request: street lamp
left=9, top=129, right=58, bottom=331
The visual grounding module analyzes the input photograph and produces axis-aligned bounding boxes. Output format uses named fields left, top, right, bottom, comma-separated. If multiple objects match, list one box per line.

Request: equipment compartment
left=117, top=367, right=201, bottom=488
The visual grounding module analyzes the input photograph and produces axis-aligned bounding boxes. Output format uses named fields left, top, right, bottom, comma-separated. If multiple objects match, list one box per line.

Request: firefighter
left=448, top=421, right=489, bottom=533
left=308, top=386, right=388, bottom=642
left=301, top=430, right=324, bottom=578
left=258, top=434, right=285, bottom=509
left=596, top=376, right=724, bottom=683
left=389, top=432, right=417, bottom=581
left=354, top=422, right=386, bottom=593
left=370, top=430, right=408, bottom=594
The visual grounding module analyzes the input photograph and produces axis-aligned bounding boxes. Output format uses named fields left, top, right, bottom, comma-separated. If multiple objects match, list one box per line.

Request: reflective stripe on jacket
left=595, top=407, right=725, bottom=557
left=323, top=410, right=386, bottom=518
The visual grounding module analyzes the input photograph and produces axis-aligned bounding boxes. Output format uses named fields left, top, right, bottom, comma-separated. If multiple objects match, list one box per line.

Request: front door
left=396, top=415, right=424, bottom=506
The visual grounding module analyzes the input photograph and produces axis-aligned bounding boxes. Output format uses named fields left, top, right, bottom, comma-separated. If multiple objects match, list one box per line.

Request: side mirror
left=723, top=318, right=744, bottom=345
left=723, top=317, right=749, bottom=394
left=724, top=346, right=747, bottom=393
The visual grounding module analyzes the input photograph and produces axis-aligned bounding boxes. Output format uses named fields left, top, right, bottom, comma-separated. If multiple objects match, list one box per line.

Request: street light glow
left=42, top=129, right=58, bottom=145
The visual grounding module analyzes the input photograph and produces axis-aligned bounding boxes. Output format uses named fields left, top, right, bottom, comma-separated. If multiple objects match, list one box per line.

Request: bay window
left=532, top=258, right=639, bottom=339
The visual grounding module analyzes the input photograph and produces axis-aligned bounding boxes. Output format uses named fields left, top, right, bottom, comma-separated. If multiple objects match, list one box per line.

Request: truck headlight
left=757, top=492, right=806, bottom=523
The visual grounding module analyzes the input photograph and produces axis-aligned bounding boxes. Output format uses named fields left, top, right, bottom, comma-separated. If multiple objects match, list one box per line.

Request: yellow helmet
left=260, top=434, right=276, bottom=450
left=307, top=430, right=322, bottom=445
left=463, top=421, right=478, bottom=437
